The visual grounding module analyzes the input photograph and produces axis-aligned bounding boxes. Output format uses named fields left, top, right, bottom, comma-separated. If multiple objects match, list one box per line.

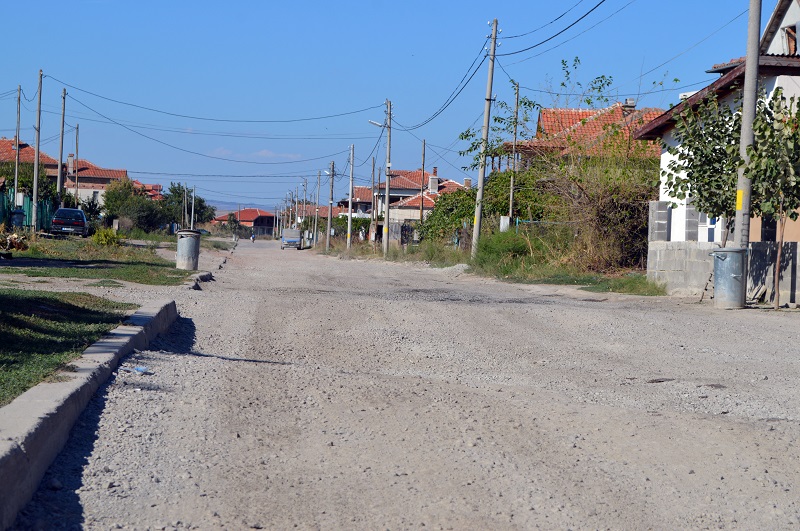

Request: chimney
left=464, top=177, right=472, bottom=188
left=432, top=166, right=437, bottom=176
left=622, top=98, right=636, bottom=115
left=428, top=176, right=439, bottom=193
left=67, top=154, right=74, bottom=176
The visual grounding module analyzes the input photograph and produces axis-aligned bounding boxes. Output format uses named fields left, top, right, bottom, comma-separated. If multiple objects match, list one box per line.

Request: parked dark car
left=50, top=208, right=89, bottom=237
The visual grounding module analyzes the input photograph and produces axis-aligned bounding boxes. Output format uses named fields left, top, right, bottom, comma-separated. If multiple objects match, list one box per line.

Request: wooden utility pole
left=326, top=161, right=334, bottom=251
left=419, top=139, right=426, bottom=222
left=347, top=144, right=354, bottom=249
left=509, top=81, right=519, bottom=218
left=471, top=20, right=498, bottom=259
left=57, top=88, right=66, bottom=207
left=32, top=70, right=43, bottom=234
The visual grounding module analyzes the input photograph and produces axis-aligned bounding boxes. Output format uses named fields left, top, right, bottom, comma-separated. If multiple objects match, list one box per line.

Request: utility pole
left=509, top=81, right=519, bottom=218
left=303, top=178, right=308, bottom=235
left=383, top=99, right=392, bottom=258
left=13, top=85, right=20, bottom=207
left=471, top=19, right=498, bottom=259
left=419, top=139, right=426, bottom=222
left=57, top=88, right=66, bottom=208
left=347, top=144, right=354, bottom=249
left=371, top=157, right=376, bottom=222
left=191, top=186, right=196, bottom=230
left=734, top=0, right=762, bottom=250
left=314, top=171, right=320, bottom=247
left=73, top=124, right=79, bottom=200
left=326, top=161, right=334, bottom=251
left=32, top=70, right=43, bottom=235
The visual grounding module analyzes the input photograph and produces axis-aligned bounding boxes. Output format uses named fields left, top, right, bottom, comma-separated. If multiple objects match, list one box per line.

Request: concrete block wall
left=647, top=241, right=715, bottom=296
left=648, top=241, right=799, bottom=303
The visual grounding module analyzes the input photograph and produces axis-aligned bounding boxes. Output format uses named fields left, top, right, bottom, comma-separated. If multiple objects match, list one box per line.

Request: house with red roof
left=515, top=101, right=663, bottom=164
left=0, top=138, right=132, bottom=206
left=213, top=207, right=275, bottom=236
left=64, top=157, right=129, bottom=205
left=386, top=174, right=466, bottom=223
left=132, top=180, right=164, bottom=201
left=633, top=0, right=800, bottom=298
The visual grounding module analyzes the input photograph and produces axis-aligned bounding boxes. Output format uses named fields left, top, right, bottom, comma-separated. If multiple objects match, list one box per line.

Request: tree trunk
left=774, top=212, right=787, bottom=310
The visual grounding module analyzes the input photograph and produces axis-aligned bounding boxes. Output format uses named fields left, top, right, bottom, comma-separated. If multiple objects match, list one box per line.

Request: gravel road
left=11, top=238, right=800, bottom=529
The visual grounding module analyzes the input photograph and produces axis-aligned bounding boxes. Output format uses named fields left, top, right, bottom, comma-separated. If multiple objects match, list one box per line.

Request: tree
left=0, top=162, right=55, bottom=201
left=161, top=182, right=216, bottom=225
left=746, top=88, right=800, bottom=309
left=103, top=178, right=143, bottom=220
left=662, top=92, right=742, bottom=241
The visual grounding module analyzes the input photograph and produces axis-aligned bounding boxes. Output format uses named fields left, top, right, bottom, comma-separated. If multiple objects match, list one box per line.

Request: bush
left=92, top=227, right=120, bottom=246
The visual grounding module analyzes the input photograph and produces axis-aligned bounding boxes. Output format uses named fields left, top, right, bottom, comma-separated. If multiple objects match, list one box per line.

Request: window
left=786, top=26, right=797, bottom=55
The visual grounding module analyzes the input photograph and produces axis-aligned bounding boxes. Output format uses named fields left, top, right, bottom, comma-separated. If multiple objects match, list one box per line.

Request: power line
left=68, top=94, right=349, bottom=165
left=397, top=39, right=489, bottom=131
left=503, top=0, right=588, bottom=39
left=497, top=0, right=609, bottom=57
left=46, top=74, right=383, bottom=123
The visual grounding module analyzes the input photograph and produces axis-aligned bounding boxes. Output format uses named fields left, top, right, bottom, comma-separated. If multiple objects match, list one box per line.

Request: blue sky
left=1, top=1, right=777, bottom=211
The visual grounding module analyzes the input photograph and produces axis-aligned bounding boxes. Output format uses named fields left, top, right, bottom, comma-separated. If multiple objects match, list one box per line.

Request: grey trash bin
left=710, top=247, right=746, bottom=309
left=10, top=209, right=25, bottom=228
left=176, top=229, right=201, bottom=270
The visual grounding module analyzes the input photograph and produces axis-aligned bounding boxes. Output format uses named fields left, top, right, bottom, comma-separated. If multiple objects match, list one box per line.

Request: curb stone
left=0, top=299, right=178, bottom=530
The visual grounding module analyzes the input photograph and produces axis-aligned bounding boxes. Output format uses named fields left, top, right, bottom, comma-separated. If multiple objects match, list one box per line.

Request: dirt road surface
left=12, top=239, right=800, bottom=529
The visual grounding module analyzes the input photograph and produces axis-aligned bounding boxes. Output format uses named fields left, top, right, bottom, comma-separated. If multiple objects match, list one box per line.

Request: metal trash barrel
left=176, top=229, right=201, bottom=270
left=710, top=247, right=746, bottom=309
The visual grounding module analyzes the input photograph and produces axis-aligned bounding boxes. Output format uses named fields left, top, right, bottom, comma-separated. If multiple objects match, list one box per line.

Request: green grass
left=0, top=238, right=192, bottom=285
left=85, top=279, right=124, bottom=287
left=0, top=288, right=137, bottom=406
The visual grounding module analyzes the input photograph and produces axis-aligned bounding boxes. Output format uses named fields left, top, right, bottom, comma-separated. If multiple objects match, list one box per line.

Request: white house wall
left=765, top=2, right=800, bottom=55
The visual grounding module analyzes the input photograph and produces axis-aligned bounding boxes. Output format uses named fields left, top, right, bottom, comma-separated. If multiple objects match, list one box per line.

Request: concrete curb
left=0, top=299, right=178, bottom=530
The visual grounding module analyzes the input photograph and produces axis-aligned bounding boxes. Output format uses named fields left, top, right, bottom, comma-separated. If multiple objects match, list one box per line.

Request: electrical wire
left=497, top=0, right=608, bottom=57
left=46, top=75, right=383, bottom=123
left=68, top=94, right=349, bottom=165
left=503, top=0, right=588, bottom=39
left=397, top=39, right=489, bottom=131
left=355, top=125, right=384, bottom=167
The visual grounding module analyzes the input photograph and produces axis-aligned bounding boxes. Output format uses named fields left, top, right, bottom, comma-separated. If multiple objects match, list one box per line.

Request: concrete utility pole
left=314, top=171, right=320, bottom=247
left=347, top=144, right=354, bottom=249
left=371, top=157, right=376, bottom=222
left=191, top=186, right=196, bottom=230
left=734, top=0, right=762, bottom=250
left=419, top=139, right=426, bottom=222
left=383, top=99, right=392, bottom=258
left=57, top=88, right=66, bottom=207
left=32, top=70, right=43, bottom=234
left=471, top=19, right=498, bottom=259
left=14, top=85, right=20, bottom=207
left=509, top=81, right=519, bottom=218
left=73, top=124, right=79, bottom=200
left=326, top=161, right=334, bottom=252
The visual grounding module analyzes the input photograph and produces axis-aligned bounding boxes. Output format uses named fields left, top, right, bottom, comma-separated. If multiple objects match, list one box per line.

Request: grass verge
left=0, top=237, right=192, bottom=285
left=0, top=288, right=137, bottom=407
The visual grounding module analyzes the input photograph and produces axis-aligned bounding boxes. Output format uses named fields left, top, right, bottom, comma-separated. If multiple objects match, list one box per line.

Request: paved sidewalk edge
left=0, top=299, right=178, bottom=530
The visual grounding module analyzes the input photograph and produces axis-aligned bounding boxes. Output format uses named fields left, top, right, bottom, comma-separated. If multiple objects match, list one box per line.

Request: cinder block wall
left=647, top=241, right=715, bottom=296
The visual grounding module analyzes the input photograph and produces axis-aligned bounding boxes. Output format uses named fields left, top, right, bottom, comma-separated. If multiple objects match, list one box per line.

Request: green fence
left=1, top=191, right=54, bottom=232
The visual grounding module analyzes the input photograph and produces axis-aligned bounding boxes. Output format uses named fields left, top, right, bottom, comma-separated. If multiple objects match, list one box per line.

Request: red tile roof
left=0, top=137, right=58, bottom=165
left=351, top=186, right=373, bottom=202
left=378, top=169, right=440, bottom=190
left=75, top=159, right=128, bottom=180
left=391, top=178, right=464, bottom=209
left=518, top=103, right=663, bottom=159
left=214, top=208, right=274, bottom=223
